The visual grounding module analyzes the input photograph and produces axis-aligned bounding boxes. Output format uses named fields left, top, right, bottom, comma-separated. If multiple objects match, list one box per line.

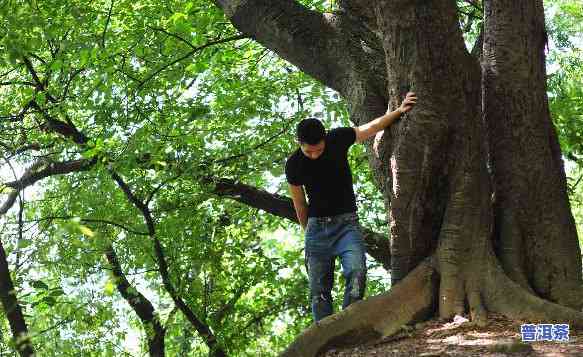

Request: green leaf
left=104, top=280, right=115, bottom=296
left=49, top=288, right=65, bottom=297
left=36, top=91, right=46, bottom=105
left=31, top=280, right=49, bottom=290
left=42, top=296, right=57, bottom=306
left=79, top=225, right=95, bottom=237
left=79, top=49, right=90, bottom=66
left=17, top=239, right=32, bottom=249
left=50, top=59, right=63, bottom=71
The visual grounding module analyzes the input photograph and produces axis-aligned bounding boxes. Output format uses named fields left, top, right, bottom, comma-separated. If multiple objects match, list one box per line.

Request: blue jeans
left=304, top=212, right=367, bottom=322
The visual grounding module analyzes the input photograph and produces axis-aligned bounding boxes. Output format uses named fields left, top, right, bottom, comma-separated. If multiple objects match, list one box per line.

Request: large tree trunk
left=215, top=0, right=583, bottom=355
left=482, top=0, right=583, bottom=310
left=372, top=0, right=481, bottom=288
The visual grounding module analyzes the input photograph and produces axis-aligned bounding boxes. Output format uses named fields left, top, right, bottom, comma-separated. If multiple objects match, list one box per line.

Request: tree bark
left=483, top=0, right=583, bottom=310
left=372, top=0, right=482, bottom=286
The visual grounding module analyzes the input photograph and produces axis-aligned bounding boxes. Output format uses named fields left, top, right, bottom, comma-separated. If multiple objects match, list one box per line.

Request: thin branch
left=471, top=28, right=484, bottom=61
left=22, top=57, right=45, bottom=92
left=22, top=57, right=57, bottom=103
left=213, top=116, right=294, bottom=164
left=0, top=67, right=19, bottom=80
left=0, top=100, right=36, bottom=123
left=569, top=173, right=583, bottom=193
left=36, top=303, right=89, bottom=335
left=60, top=67, right=85, bottom=101
left=22, top=215, right=148, bottom=236
left=465, top=0, right=483, bottom=12
left=28, top=53, right=47, bottom=66
left=146, top=173, right=182, bottom=206
left=136, top=34, right=247, bottom=92
left=164, top=306, right=179, bottom=331
left=101, top=0, right=115, bottom=48
left=148, top=26, right=198, bottom=50
left=15, top=186, right=24, bottom=268
left=110, top=171, right=226, bottom=357
left=285, top=68, right=305, bottom=112
left=212, top=282, right=250, bottom=324
left=0, top=81, right=36, bottom=87
left=115, top=68, right=144, bottom=85
left=12, top=143, right=46, bottom=157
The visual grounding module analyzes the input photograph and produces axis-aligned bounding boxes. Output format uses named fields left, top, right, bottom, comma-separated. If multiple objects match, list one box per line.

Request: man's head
left=297, top=118, right=326, bottom=160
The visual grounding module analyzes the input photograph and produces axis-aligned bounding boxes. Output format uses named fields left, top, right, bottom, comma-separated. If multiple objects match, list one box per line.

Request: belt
left=307, top=212, right=357, bottom=224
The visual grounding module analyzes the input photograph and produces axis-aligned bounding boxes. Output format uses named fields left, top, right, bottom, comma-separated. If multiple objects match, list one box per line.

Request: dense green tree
left=0, top=0, right=581, bottom=356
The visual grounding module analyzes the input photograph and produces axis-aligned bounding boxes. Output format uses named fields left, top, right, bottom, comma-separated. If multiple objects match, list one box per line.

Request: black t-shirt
left=285, top=127, right=357, bottom=217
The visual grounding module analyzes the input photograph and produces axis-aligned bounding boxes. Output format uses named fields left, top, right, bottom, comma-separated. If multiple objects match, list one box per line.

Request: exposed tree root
left=482, top=248, right=583, bottom=327
left=550, top=282, right=583, bottom=312
left=280, top=257, right=438, bottom=357
left=281, top=238, right=583, bottom=357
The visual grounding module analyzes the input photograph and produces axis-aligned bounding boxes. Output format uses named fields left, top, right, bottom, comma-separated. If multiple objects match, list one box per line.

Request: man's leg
left=335, top=221, right=367, bottom=309
left=306, top=252, right=335, bottom=322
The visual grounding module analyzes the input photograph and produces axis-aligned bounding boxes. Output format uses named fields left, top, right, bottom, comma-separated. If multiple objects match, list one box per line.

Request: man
left=285, top=92, right=417, bottom=322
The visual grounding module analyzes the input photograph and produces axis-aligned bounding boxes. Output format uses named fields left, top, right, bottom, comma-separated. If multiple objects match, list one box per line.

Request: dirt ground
left=323, top=313, right=583, bottom=356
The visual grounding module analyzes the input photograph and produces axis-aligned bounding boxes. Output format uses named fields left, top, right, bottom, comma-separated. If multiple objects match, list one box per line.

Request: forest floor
left=323, top=312, right=583, bottom=356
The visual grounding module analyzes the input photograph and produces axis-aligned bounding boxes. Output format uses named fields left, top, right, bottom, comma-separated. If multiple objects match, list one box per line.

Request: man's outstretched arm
left=354, top=92, right=417, bottom=143
left=289, top=184, right=309, bottom=230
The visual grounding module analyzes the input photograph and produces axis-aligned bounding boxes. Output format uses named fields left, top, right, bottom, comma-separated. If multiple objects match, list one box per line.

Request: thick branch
left=4, top=158, right=96, bottom=191
left=0, top=191, right=18, bottom=216
left=215, top=0, right=356, bottom=94
left=0, top=165, right=34, bottom=355
left=26, top=101, right=88, bottom=145
left=0, top=240, right=34, bottom=356
left=105, top=243, right=165, bottom=356
left=1, top=158, right=94, bottom=217
left=215, top=0, right=389, bottom=136
left=210, top=178, right=391, bottom=269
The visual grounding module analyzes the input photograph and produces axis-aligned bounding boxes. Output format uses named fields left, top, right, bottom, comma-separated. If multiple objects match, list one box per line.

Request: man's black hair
left=296, top=117, right=325, bottom=145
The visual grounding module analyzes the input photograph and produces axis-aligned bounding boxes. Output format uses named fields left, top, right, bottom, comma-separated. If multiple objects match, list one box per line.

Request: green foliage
left=547, top=0, right=583, bottom=163
left=0, top=0, right=581, bottom=355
